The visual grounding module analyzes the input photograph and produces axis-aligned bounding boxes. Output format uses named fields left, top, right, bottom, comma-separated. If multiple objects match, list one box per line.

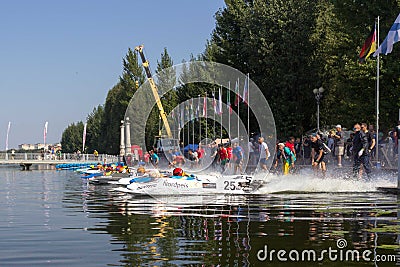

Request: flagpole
left=220, top=85, right=223, bottom=141
left=220, top=109, right=223, bottom=141
left=376, top=16, right=380, bottom=163
left=5, top=121, right=10, bottom=152
left=213, top=89, right=216, bottom=140
left=187, top=103, right=190, bottom=146
left=247, top=73, right=250, bottom=137
left=182, top=106, right=185, bottom=150
left=5, top=122, right=10, bottom=160
left=228, top=81, right=231, bottom=139
left=192, top=118, right=195, bottom=147
left=198, top=96, right=201, bottom=143
left=175, top=112, right=178, bottom=140
left=205, top=95, right=208, bottom=144
left=171, top=112, right=174, bottom=140
left=192, top=101, right=195, bottom=147
left=82, top=122, right=87, bottom=153
left=44, top=121, right=48, bottom=152
left=237, top=78, right=240, bottom=140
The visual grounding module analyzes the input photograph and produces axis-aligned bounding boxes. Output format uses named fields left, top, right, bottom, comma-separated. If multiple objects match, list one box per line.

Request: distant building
left=18, top=143, right=61, bottom=151
left=18, top=144, right=35, bottom=150
left=35, top=143, right=46, bottom=150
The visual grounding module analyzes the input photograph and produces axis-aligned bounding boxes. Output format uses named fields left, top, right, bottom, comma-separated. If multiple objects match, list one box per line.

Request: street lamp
left=313, top=87, right=324, bottom=132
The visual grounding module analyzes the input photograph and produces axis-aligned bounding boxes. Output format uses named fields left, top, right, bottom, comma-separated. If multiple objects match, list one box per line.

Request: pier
left=0, top=153, right=118, bottom=170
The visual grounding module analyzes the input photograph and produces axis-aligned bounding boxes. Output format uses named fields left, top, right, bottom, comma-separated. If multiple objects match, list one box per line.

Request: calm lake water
left=0, top=167, right=399, bottom=266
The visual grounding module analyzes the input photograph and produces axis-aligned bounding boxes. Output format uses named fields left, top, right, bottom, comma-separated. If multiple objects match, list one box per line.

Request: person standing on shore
left=217, top=144, right=229, bottom=173
left=248, top=138, right=255, bottom=167
left=274, top=143, right=296, bottom=175
left=149, top=150, right=159, bottom=168
left=226, top=143, right=233, bottom=171
left=258, top=137, right=270, bottom=171
left=362, top=123, right=376, bottom=158
left=332, top=125, right=345, bottom=167
left=294, top=137, right=302, bottom=158
left=367, top=124, right=377, bottom=160
left=393, top=121, right=400, bottom=155
left=285, top=137, right=296, bottom=157
left=352, top=123, right=371, bottom=179
left=310, top=133, right=327, bottom=177
left=232, top=142, right=243, bottom=174
left=302, top=136, right=312, bottom=164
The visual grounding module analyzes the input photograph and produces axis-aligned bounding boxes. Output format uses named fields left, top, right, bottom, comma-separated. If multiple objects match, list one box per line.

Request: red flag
left=359, top=23, right=377, bottom=63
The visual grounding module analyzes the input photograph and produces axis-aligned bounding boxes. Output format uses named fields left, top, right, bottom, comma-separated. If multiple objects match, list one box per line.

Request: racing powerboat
left=114, top=169, right=264, bottom=196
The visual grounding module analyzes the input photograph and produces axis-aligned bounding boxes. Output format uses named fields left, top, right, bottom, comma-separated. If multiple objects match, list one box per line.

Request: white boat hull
left=115, top=174, right=263, bottom=195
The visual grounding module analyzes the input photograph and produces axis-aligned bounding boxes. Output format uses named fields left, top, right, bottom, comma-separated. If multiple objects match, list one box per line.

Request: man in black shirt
left=393, top=121, right=400, bottom=155
left=361, top=123, right=376, bottom=156
left=302, top=136, right=312, bottom=164
left=310, top=133, right=327, bottom=177
left=353, top=123, right=371, bottom=179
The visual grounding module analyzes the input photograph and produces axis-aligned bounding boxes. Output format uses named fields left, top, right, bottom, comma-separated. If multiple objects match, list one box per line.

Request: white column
left=120, top=120, right=125, bottom=156
left=125, top=117, right=132, bottom=155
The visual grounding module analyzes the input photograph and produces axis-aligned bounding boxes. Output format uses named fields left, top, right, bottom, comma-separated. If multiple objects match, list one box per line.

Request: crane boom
left=135, top=45, right=173, bottom=138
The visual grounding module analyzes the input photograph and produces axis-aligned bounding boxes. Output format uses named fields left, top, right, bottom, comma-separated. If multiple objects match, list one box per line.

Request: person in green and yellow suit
left=274, top=143, right=296, bottom=175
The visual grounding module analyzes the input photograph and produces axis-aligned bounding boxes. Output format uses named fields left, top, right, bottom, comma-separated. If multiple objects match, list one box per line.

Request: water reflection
left=69, top=186, right=396, bottom=266
left=1, top=168, right=398, bottom=266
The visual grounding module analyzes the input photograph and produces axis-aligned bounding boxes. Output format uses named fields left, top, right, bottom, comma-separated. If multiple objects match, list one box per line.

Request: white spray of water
left=255, top=170, right=396, bottom=194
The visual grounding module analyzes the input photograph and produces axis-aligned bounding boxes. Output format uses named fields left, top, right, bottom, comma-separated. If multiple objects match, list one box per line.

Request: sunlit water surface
left=0, top=167, right=399, bottom=266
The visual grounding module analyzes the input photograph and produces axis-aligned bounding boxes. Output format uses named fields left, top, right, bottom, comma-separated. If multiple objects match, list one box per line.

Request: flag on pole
left=359, top=23, right=377, bottom=63
left=176, top=109, right=180, bottom=128
left=180, top=105, right=185, bottom=128
left=43, top=121, right=48, bottom=146
left=242, top=74, right=249, bottom=104
left=218, top=86, right=223, bottom=115
left=196, top=98, right=200, bottom=120
left=373, top=13, right=400, bottom=56
left=213, top=92, right=218, bottom=113
left=5, top=121, right=11, bottom=151
left=190, top=98, right=194, bottom=120
left=185, top=102, right=190, bottom=121
left=203, top=96, right=207, bottom=117
left=227, top=85, right=232, bottom=114
left=82, top=122, right=87, bottom=152
left=234, top=79, right=241, bottom=106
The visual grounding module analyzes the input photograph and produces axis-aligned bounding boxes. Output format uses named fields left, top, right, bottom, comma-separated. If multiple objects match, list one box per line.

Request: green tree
left=100, top=49, right=145, bottom=154
left=209, top=0, right=320, bottom=137
left=175, top=57, right=221, bottom=143
left=85, top=105, right=104, bottom=153
left=208, top=0, right=400, bottom=138
left=61, top=121, right=84, bottom=153
left=314, top=0, right=400, bottom=132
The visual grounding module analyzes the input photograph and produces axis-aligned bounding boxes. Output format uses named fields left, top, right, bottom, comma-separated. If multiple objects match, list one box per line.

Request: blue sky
left=0, top=0, right=225, bottom=149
